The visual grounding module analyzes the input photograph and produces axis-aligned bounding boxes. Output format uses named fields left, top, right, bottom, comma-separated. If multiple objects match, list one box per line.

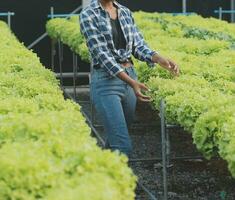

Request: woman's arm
left=130, top=11, right=179, bottom=76
left=152, top=53, right=180, bottom=76
left=117, top=72, right=151, bottom=102
left=130, top=11, right=156, bottom=67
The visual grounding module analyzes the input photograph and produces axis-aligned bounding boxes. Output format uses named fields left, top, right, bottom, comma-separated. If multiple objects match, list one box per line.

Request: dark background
left=0, top=0, right=231, bottom=82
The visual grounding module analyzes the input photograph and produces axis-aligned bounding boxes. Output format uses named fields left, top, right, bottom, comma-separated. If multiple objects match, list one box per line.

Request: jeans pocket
left=96, top=68, right=112, bottom=81
left=98, top=72, right=112, bottom=80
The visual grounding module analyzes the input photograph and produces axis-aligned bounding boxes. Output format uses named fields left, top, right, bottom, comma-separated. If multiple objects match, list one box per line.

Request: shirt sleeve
left=79, top=11, right=124, bottom=77
left=129, top=11, right=158, bottom=67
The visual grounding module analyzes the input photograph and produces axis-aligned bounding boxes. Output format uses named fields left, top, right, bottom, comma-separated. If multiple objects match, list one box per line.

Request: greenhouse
left=0, top=0, right=235, bottom=199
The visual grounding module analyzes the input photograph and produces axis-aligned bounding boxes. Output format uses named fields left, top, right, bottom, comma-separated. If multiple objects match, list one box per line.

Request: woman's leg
left=90, top=66, right=137, bottom=157
left=122, top=84, right=137, bottom=127
left=94, top=93, right=133, bottom=156
left=90, top=68, right=133, bottom=156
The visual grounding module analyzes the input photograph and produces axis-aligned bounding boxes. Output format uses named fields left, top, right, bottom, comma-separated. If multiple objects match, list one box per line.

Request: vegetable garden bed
left=46, top=11, right=235, bottom=178
left=0, top=21, right=136, bottom=200
left=46, top=11, right=235, bottom=199
left=67, top=87, right=235, bottom=199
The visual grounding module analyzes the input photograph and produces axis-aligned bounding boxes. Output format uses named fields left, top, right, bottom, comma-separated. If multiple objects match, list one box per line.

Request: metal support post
left=166, top=128, right=171, bottom=167
left=214, top=8, right=235, bottom=21
left=72, top=52, right=78, bottom=99
left=51, top=39, right=56, bottom=72
left=7, top=12, right=11, bottom=28
left=160, top=100, right=168, bottom=200
left=88, top=63, right=96, bottom=137
left=137, top=182, right=158, bottom=200
left=219, top=7, right=223, bottom=20
left=61, top=43, right=64, bottom=62
left=50, top=6, right=56, bottom=71
left=50, top=7, right=54, bottom=19
left=0, top=12, right=14, bottom=28
left=89, top=63, right=95, bottom=126
left=182, top=0, right=187, bottom=14
left=58, top=40, right=63, bottom=86
left=91, top=103, right=95, bottom=125
left=231, top=0, right=235, bottom=22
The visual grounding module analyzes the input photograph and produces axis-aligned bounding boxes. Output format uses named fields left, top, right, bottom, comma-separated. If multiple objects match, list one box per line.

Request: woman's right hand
left=117, top=71, right=152, bottom=102
left=130, top=80, right=152, bottom=102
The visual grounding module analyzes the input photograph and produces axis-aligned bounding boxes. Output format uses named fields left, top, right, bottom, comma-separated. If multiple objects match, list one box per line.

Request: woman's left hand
left=152, top=54, right=180, bottom=76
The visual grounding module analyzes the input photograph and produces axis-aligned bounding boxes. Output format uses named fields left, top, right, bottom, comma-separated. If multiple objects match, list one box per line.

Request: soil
left=65, top=86, right=235, bottom=200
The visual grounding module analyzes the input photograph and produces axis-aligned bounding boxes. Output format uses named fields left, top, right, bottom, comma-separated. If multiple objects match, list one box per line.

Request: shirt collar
left=90, top=0, right=122, bottom=10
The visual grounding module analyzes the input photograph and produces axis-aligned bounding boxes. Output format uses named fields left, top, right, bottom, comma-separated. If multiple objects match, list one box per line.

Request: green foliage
left=193, top=105, right=235, bottom=159
left=46, top=18, right=90, bottom=63
left=223, top=129, right=235, bottom=177
left=0, top=21, right=137, bottom=199
left=147, top=76, right=234, bottom=130
left=46, top=11, right=235, bottom=178
left=136, top=12, right=235, bottom=177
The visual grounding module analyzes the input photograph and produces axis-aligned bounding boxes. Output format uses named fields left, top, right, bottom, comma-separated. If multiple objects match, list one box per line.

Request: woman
left=79, top=0, right=179, bottom=157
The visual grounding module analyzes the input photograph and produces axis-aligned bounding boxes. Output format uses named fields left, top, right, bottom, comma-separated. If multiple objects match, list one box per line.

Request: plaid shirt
left=79, top=0, right=157, bottom=77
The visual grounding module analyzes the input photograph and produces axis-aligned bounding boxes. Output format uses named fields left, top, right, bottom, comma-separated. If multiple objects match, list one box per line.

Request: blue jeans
left=90, top=65, right=138, bottom=157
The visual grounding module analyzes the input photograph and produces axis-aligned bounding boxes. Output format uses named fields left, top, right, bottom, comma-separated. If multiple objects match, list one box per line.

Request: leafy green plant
left=46, top=18, right=90, bottom=62
left=46, top=11, right=235, bottom=178
left=0, top=20, right=137, bottom=199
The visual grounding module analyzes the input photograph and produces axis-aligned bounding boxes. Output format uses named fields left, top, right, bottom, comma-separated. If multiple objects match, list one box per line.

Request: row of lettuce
left=46, top=12, right=235, bottom=177
left=0, top=21, right=136, bottom=200
left=135, top=13, right=235, bottom=178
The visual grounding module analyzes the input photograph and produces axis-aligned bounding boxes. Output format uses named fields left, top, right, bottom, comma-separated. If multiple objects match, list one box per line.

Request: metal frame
left=160, top=100, right=168, bottom=200
left=171, top=12, right=195, bottom=16
left=159, top=99, right=219, bottom=200
left=214, top=7, right=235, bottom=21
left=27, top=5, right=82, bottom=49
left=51, top=38, right=91, bottom=98
left=48, top=13, right=79, bottom=18
left=180, top=0, right=235, bottom=22
left=0, top=12, right=15, bottom=28
left=49, top=9, right=91, bottom=100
